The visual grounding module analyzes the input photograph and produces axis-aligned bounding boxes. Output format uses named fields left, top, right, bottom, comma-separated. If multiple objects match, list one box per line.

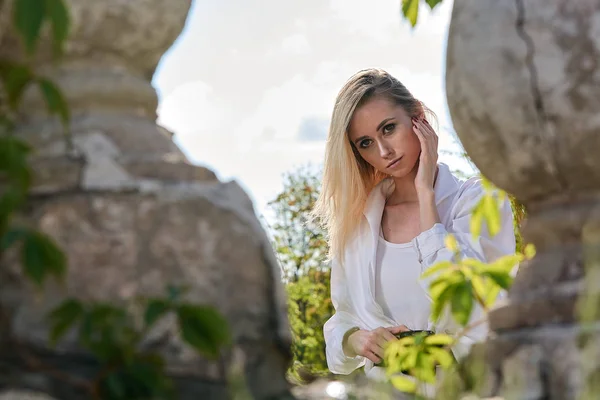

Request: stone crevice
left=514, top=0, right=570, bottom=192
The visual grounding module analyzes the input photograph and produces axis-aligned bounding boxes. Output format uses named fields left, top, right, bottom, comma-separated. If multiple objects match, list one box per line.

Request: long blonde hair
left=312, top=68, right=433, bottom=262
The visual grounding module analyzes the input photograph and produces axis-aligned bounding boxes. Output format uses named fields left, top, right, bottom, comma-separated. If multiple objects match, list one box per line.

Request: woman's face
left=348, top=96, right=421, bottom=178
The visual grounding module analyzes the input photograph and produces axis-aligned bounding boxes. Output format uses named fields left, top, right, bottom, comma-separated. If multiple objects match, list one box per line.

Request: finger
left=380, top=329, right=398, bottom=342
left=372, top=344, right=386, bottom=359
left=418, top=120, right=435, bottom=138
left=365, top=350, right=382, bottom=364
left=413, top=123, right=426, bottom=144
left=388, top=325, right=411, bottom=334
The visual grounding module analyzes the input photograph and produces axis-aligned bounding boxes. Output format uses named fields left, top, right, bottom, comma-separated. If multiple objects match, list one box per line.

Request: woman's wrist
left=342, top=326, right=361, bottom=357
left=419, top=191, right=441, bottom=232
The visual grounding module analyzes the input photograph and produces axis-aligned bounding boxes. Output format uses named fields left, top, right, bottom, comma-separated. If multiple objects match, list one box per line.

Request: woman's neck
left=387, top=163, right=420, bottom=205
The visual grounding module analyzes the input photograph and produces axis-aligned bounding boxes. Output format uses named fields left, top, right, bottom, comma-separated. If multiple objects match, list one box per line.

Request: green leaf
left=21, top=231, right=67, bottom=285
left=391, top=375, right=417, bottom=393
left=483, top=195, right=501, bottom=236
left=0, top=190, right=25, bottom=232
left=482, top=268, right=513, bottom=290
left=176, top=304, right=230, bottom=358
left=524, top=243, right=536, bottom=259
left=38, top=78, right=70, bottom=126
left=471, top=274, right=488, bottom=307
left=104, top=373, right=126, bottom=398
left=431, top=282, right=455, bottom=321
left=424, top=334, right=454, bottom=346
left=470, top=206, right=483, bottom=239
left=451, top=282, right=473, bottom=326
left=428, top=346, right=454, bottom=369
left=401, top=0, right=419, bottom=27
left=414, top=352, right=436, bottom=383
left=462, top=258, right=486, bottom=271
left=13, top=0, right=46, bottom=54
left=0, top=227, right=28, bottom=251
left=429, top=277, right=450, bottom=301
left=144, top=299, right=170, bottom=327
left=0, top=136, right=32, bottom=190
left=48, top=299, right=84, bottom=345
left=421, top=260, right=453, bottom=279
left=425, top=0, right=443, bottom=9
left=0, top=62, right=34, bottom=108
left=44, top=0, right=70, bottom=55
left=484, top=284, right=501, bottom=308
left=79, top=304, right=129, bottom=361
left=444, top=234, right=459, bottom=253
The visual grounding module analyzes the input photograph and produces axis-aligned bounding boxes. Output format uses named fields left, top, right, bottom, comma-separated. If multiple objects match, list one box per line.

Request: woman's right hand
left=345, top=325, right=410, bottom=363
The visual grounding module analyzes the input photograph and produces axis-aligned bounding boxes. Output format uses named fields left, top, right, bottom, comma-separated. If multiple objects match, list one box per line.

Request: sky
left=152, top=0, right=471, bottom=221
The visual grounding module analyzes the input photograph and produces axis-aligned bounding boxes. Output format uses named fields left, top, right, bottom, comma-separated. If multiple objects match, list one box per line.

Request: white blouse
left=375, top=235, right=431, bottom=331
left=323, top=163, right=517, bottom=378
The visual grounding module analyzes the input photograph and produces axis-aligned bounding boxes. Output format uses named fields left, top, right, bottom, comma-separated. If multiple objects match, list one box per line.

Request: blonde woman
left=313, top=69, right=516, bottom=383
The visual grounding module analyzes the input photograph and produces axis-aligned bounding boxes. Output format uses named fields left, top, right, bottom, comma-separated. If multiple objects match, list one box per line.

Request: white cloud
left=281, top=34, right=311, bottom=55
left=155, top=0, right=463, bottom=219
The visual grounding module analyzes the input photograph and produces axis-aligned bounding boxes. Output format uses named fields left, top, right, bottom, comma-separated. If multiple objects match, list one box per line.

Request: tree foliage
left=268, top=167, right=333, bottom=380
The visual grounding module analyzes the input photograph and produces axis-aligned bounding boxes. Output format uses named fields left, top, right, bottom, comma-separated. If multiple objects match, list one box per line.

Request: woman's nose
left=378, top=141, right=393, bottom=158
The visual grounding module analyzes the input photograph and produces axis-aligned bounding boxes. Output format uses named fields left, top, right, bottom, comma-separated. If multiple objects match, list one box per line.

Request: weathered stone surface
left=489, top=280, right=581, bottom=331
left=499, top=345, right=545, bottom=400
left=447, top=0, right=600, bottom=202
left=447, top=1, right=600, bottom=398
left=29, top=156, right=84, bottom=195
left=0, top=1, right=294, bottom=399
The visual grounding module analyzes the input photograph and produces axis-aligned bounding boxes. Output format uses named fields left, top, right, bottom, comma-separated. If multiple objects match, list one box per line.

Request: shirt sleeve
left=412, top=179, right=516, bottom=360
left=323, top=257, right=367, bottom=374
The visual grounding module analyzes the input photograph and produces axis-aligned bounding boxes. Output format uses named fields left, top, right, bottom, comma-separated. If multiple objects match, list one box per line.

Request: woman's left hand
left=413, top=117, right=439, bottom=196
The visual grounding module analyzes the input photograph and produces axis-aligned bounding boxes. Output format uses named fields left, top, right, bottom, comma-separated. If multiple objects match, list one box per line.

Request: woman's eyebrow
left=376, top=117, right=395, bottom=131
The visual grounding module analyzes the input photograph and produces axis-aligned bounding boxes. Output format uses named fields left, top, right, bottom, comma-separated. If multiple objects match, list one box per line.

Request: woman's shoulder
left=449, top=175, right=486, bottom=217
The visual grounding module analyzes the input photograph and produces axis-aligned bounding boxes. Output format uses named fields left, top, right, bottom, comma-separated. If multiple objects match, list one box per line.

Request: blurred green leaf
left=144, top=299, right=170, bottom=327
left=0, top=136, right=32, bottom=190
left=104, top=373, right=126, bottom=399
left=482, top=267, right=513, bottom=290
left=431, top=282, right=454, bottom=322
left=470, top=208, right=483, bottom=239
left=402, top=0, right=419, bottom=27
left=176, top=304, right=230, bottom=358
left=38, top=78, right=69, bottom=125
left=484, top=284, right=501, bottom=308
left=414, top=352, right=436, bottom=383
left=100, top=357, right=173, bottom=400
left=424, top=334, right=454, bottom=346
left=79, top=304, right=130, bottom=361
left=425, top=0, right=443, bottom=9
left=0, top=189, right=26, bottom=232
left=421, top=260, right=453, bottom=279
left=524, top=243, right=536, bottom=259
left=22, top=231, right=67, bottom=285
left=483, top=195, right=501, bottom=236
left=0, top=226, right=28, bottom=251
left=428, top=346, right=454, bottom=368
left=451, top=282, right=473, bottom=326
left=391, top=375, right=417, bottom=393
left=44, top=0, right=70, bottom=55
left=48, top=298, right=84, bottom=345
left=13, top=0, right=46, bottom=54
left=0, top=61, right=34, bottom=108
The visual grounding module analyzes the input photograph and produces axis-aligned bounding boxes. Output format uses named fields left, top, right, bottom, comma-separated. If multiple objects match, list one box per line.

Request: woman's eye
left=359, top=139, right=372, bottom=149
left=383, top=123, right=396, bottom=134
